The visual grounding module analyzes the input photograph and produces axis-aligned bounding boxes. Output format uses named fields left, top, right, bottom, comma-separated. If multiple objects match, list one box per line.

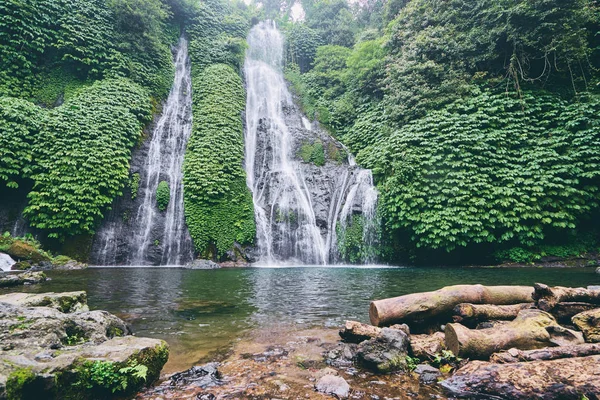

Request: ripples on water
left=3, top=266, right=598, bottom=372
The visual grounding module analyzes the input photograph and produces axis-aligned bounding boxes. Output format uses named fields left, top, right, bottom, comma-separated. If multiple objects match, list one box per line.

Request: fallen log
left=490, top=343, right=600, bottom=363
left=452, top=303, right=533, bottom=325
left=551, top=302, right=598, bottom=324
left=572, top=308, right=600, bottom=343
left=441, top=355, right=600, bottom=399
left=369, top=285, right=534, bottom=327
left=339, top=321, right=410, bottom=343
left=410, top=332, right=445, bottom=360
left=445, top=309, right=584, bottom=360
left=339, top=321, right=381, bottom=343
left=533, top=283, right=600, bottom=312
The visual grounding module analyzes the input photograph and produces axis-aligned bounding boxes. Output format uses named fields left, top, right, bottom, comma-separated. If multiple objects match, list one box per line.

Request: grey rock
left=596, top=267, right=600, bottom=275
left=0, top=299, right=168, bottom=399
left=589, top=285, right=600, bottom=290
left=356, top=328, right=410, bottom=373
left=183, top=259, right=220, bottom=270
left=414, top=364, right=441, bottom=384
left=0, top=271, right=47, bottom=287
left=0, top=291, right=88, bottom=313
left=169, top=362, right=222, bottom=389
left=315, top=374, right=350, bottom=398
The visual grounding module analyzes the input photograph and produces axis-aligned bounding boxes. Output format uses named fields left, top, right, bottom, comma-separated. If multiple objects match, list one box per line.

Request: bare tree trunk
left=533, top=283, right=600, bottom=312
left=445, top=309, right=583, bottom=360
left=370, top=285, right=534, bottom=327
left=490, top=343, right=600, bottom=363
left=452, top=303, right=533, bottom=325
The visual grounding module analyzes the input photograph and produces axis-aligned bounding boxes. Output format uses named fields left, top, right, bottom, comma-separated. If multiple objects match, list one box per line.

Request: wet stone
left=414, top=364, right=441, bottom=384
left=315, top=374, right=351, bottom=399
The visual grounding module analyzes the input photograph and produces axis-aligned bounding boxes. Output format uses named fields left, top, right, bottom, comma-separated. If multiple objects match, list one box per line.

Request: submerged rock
left=169, top=362, right=222, bottom=388
left=356, top=328, right=410, bottom=373
left=0, top=271, right=47, bottom=287
left=0, top=292, right=168, bottom=399
left=315, top=374, right=350, bottom=398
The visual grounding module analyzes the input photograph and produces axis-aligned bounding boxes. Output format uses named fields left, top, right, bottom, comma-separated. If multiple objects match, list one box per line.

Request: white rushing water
left=0, top=253, right=15, bottom=271
left=93, top=37, right=193, bottom=265
left=244, top=21, right=379, bottom=265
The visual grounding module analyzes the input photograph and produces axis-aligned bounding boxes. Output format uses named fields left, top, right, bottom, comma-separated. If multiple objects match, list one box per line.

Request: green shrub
left=299, top=141, right=326, bottom=166
left=130, top=173, right=141, bottom=200
left=156, top=181, right=170, bottom=211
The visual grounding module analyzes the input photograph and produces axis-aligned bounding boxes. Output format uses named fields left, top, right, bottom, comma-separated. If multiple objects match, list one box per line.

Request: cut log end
left=369, top=301, right=381, bottom=327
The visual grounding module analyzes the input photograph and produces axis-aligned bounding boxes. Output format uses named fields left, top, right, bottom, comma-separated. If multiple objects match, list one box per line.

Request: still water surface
left=4, top=266, right=598, bottom=372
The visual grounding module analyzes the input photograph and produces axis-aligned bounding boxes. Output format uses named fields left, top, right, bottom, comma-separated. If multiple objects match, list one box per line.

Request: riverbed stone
left=356, top=328, right=410, bottom=373
left=414, top=364, right=441, bottom=384
left=169, top=362, right=222, bottom=388
left=0, top=291, right=88, bottom=313
left=0, top=271, right=47, bottom=287
left=315, top=374, right=350, bottom=398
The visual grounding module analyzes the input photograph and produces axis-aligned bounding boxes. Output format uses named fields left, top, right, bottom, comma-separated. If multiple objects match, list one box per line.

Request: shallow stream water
left=2, top=266, right=598, bottom=372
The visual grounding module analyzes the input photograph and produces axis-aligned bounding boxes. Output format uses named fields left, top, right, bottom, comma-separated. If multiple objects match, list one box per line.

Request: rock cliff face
left=90, top=38, right=193, bottom=266
left=244, top=21, right=379, bottom=265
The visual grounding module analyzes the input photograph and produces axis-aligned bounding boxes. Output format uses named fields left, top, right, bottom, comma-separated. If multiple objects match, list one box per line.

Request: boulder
left=572, top=308, right=600, bottom=342
left=315, top=374, right=350, bottom=398
left=356, top=328, right=410, bottom=373
left=0, top=271, right=47, bottom=287
left=0, top=303, right=129, bottom=350
left=169, top=363, right=222, bottom=389
left=0, top=292, right=88, bottom=313
left=0, top=299, right=168, bottom=399
left=6, top=241, right=50, bottom=263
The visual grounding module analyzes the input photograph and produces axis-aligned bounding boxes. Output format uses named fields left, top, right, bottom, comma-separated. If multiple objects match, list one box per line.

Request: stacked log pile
left=341, top=283, right=600, bottom=399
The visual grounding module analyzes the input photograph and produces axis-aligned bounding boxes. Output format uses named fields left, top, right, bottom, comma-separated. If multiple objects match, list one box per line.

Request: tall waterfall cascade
left=91, top=38, right=194, bottom=265
left=244, top=21, right=379, bottom=265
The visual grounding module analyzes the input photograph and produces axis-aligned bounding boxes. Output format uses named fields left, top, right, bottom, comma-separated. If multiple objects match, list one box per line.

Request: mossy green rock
left=0, top=298, right=169, bottom=399
left=6, top=241, right=50, bottom=263
left=0, top=291, right=88, bottom=313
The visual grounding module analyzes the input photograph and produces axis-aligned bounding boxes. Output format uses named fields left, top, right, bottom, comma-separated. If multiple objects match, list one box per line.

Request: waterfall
left=91, top=37, right=193, bottom=266
left=244, top=21, right=380, bottom=265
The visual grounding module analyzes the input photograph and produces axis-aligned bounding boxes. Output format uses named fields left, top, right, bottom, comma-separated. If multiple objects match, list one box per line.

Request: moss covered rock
left=0, top=295, right=169, bottom=399
left=6, top=241, right=50, bottom=263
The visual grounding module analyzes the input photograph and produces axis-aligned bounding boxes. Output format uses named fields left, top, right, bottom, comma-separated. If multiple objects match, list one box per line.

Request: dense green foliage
left=298, top=141, right=325, bottom=166
left=183, top=64, right=255, bottom=258
left=22, top=79, right=152, bottom=239
left=1, top=78, right=151, bottom=240
left=285, top=0, right=600, bottom=263
left=181, top=0, right=255, bottom=259
left=363, top=90, right=600, bottom=251
left=0, top=0, right=176, bottom=101
left=156, top=181, right=170, bottom=211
